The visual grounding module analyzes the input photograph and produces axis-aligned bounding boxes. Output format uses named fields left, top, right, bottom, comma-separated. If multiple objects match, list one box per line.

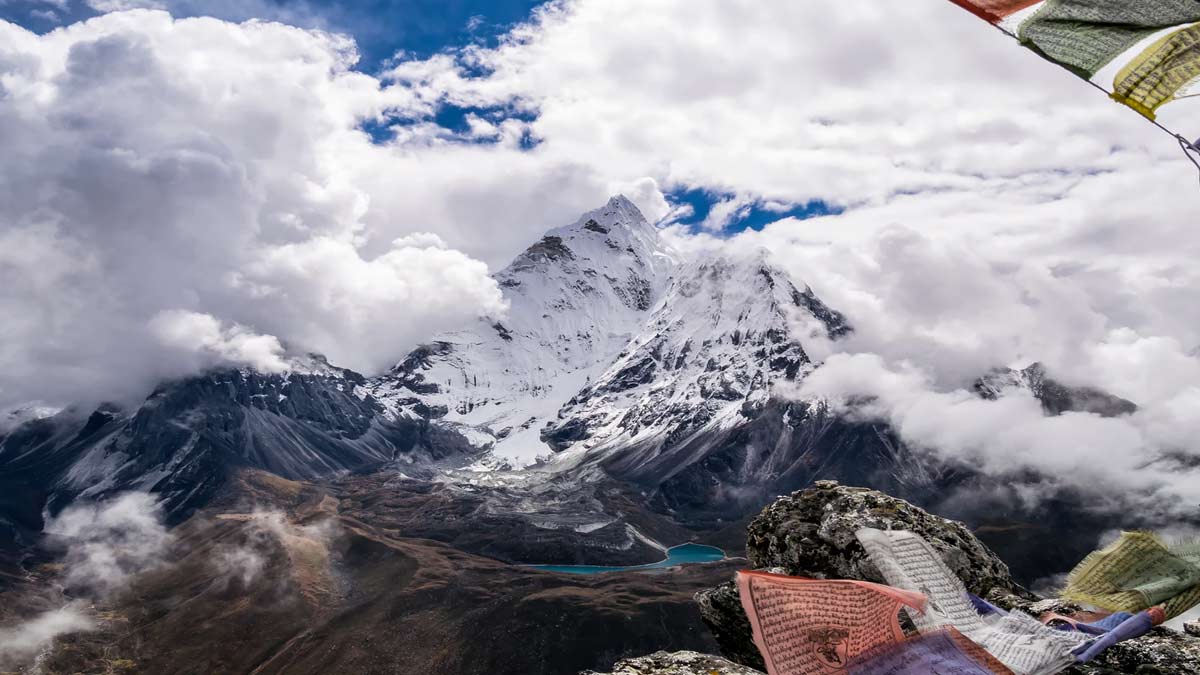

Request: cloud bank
left=742, top=217, right=1200, bottom=513
left=45, top=491, right=174, bottom=598
left=212, top=509, right=342, bottom=597
left=0, top=11, right=505, bottom=410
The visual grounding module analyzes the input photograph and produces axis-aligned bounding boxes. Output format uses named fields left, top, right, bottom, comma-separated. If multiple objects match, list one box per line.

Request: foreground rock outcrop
left=742, top=480, right=1027, bottom=597
left=667, top=481, right=1200, bottom=675
left=696, top=480, right=1032, bottom=669
left=581, top=651, right=761, bottom=675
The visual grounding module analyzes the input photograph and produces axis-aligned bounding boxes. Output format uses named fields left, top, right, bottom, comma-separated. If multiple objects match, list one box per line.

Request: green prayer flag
left=1018, top=0, right=1200, bottom=77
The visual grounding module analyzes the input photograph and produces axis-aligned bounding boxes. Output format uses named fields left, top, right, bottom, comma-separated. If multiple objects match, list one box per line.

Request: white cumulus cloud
left=0, top=12, right=505, bottom=410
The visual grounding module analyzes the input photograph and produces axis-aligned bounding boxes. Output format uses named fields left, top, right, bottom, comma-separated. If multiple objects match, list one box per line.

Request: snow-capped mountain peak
left=369, top=196, right=677, bottom=468
left=366, top=197, right=861, bottom=498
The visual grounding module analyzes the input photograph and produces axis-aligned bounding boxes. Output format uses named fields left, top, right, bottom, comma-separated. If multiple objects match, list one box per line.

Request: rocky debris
left=1187, top=620, right=1200, bottom=637
left=581, top=651, right=763, bottom=675
left=1070, top=629, right=1200, bottom=674
left=692, top=481, right=1200, bottom=675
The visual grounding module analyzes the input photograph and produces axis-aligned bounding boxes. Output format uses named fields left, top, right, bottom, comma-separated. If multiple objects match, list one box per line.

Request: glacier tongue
left=368, top=195, right=678, bottom=469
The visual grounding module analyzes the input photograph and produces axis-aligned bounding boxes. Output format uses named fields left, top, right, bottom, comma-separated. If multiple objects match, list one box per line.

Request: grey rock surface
left=743, top=480, right=1026, bottom=596
left=580, top=650, right=763, bottom=675
left=975, top=362, right=1138, bottom=418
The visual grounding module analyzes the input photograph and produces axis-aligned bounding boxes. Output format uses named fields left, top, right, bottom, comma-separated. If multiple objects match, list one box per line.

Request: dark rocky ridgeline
left=974, top=362, right=1138, bottom=418
left=0, top=358, right=478, bottom=536
left=585, top=481, right=1200, bottom=675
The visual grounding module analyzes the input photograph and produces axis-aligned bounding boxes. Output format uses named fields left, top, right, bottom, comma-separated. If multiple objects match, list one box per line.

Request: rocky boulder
left=580, top=651, right=763, bottom=675
left=743, top=480, right=1026, bottom=597
left=1071, top=629, right=1200, bottom=674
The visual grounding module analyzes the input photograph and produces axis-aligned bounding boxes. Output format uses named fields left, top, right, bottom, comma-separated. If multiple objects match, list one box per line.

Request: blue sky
left=1, top=0, right=546, bottom=69
left=665, top=187, right=843, bottom=234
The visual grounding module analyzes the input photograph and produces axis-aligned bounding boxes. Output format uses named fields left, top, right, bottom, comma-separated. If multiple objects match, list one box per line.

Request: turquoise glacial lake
left=529, top=543, right=726, bottom=574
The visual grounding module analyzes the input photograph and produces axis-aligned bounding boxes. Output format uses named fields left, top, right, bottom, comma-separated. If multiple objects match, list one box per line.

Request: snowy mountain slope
left=367, top=197, right=945, bottom=516
left=542, top=249, right=850, bottom=462
left=367, top=195, right=677, bottom=469
left=530, top=250, right=944, bottom=516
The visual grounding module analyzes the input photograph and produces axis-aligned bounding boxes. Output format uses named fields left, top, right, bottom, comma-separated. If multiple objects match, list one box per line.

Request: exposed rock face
left=693, top=575, right=764, bottom=671
left=0, top=357, right=475, bottom=529
left=693, top=481, right=1200, bottom=675
left=975, top=362, right=1137, bottom=418
left=581, top=650, right=763, bottom=675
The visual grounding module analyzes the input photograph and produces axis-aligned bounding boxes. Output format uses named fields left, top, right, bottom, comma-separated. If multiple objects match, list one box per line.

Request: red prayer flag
left=947, top=0, right=1042, bottom=23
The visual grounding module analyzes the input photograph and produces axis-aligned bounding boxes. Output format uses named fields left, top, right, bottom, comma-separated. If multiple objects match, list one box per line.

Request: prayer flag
left=1062, top=531, right=1200, bottom=620
left=735, top=571, right=925, bottom=675
left=945, top=0, right=1200, bottom=136
left=847, top=629, right=1014, bottom=675
left=856, top=528, right=1088, bottom=675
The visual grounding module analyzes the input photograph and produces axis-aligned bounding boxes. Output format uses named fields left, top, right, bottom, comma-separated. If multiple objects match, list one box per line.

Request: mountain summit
left=369, top=195, right=677, bottom=467
left=365, top=197, right=931, bottom=518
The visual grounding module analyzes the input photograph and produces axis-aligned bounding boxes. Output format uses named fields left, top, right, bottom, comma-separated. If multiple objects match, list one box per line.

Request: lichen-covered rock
left=744, top=480, right=1026, bottom=597
left=580, top=650, right=763, bottom=675
left=694, top=575, right=766, bottom=671
left=1185, top=620, right=1200, bottom=637
left=694, top=481, right=1200, bottom=675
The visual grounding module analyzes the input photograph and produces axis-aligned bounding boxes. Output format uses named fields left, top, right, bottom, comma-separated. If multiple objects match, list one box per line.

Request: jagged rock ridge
left=975, top=362, right=1137, bottom=418
left=0, top=355, right=472, bottom=529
